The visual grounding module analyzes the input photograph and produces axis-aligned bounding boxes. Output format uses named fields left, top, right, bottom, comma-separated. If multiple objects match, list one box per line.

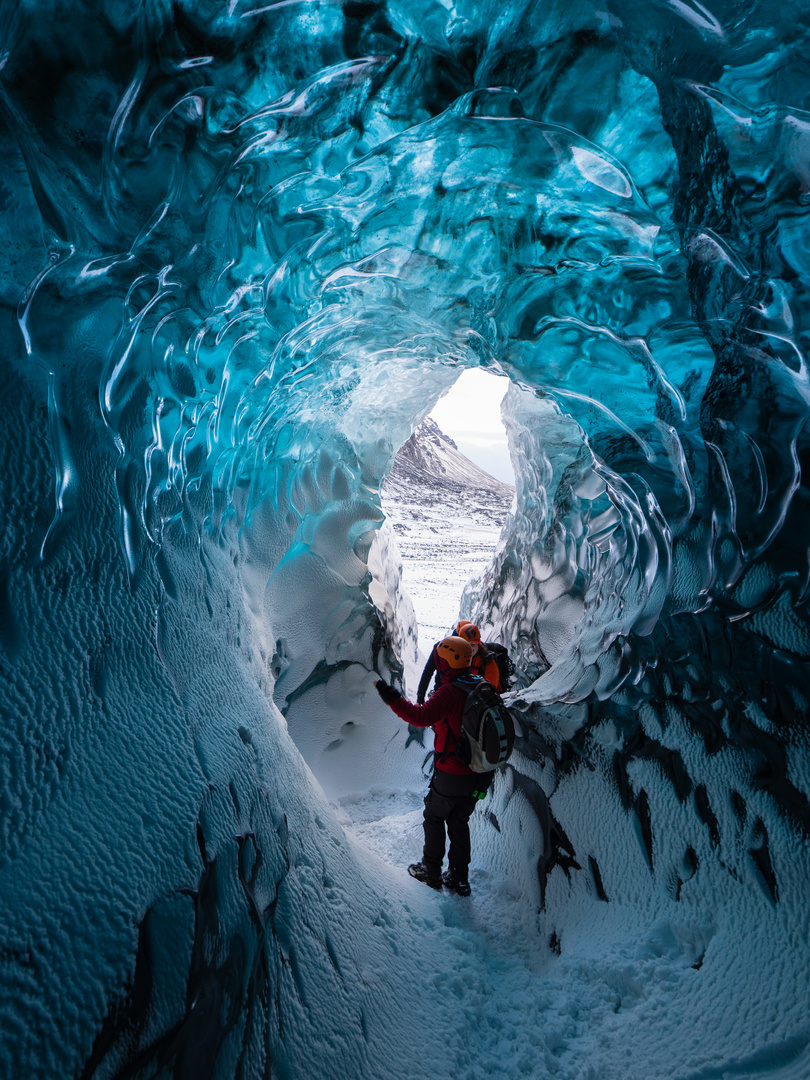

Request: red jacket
left=386, top=682, right=472, bottom=775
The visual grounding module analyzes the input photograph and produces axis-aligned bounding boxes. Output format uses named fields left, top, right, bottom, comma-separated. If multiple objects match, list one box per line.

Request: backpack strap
left=436, top=677, right=483, bottom=764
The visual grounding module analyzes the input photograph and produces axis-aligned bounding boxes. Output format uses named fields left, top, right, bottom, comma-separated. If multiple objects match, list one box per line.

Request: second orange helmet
left=456, top=622, right=481, bottom=645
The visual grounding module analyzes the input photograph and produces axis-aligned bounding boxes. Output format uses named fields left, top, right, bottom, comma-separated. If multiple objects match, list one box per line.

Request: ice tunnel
left=1, top=2, right=809, bottom=1078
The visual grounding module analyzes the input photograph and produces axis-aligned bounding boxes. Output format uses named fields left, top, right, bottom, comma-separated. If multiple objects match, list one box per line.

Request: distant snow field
left=381, top=417, right=514, bottom=669
left=385, top=508, right=508, bottom=655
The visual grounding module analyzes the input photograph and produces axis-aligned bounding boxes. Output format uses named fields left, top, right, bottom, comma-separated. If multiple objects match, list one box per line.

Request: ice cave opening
left=430, top=367, right=514, bottom=486
left=2, top=2, right=810, bottom=1079
left=378, top=369, right=517, bottom=665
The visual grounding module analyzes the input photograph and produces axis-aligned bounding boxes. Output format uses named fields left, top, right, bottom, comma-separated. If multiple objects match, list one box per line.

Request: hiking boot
left=442, top=870, right=471, bottom=896
left=408, top=862, right=442, bottom=891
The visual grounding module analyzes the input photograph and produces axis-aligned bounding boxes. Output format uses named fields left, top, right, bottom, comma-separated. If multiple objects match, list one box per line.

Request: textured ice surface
left=1, top=1, right=810, bottom=1078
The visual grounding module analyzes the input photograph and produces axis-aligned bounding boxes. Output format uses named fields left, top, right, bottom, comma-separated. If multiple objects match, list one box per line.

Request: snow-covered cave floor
left=321, top=476, right=810, bottom=1080
left=335, top=784, right=584, bottom=1080
left=332, top=783, right=810, bottom=1080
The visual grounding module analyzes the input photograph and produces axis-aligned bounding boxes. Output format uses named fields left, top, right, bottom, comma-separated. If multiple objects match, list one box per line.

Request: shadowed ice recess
left=1, top=1, right=809, bottom=1078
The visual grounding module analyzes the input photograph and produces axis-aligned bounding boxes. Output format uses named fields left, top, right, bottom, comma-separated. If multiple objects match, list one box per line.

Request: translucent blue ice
left=0, top=1, right=808, bottom=1077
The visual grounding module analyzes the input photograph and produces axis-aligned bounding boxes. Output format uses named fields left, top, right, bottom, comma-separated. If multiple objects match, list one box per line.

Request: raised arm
left=416, top=648, right=438, bottom=704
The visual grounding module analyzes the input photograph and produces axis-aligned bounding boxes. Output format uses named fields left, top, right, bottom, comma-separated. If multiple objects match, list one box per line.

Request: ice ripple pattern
left=1, top=1, right=810, bottom=1077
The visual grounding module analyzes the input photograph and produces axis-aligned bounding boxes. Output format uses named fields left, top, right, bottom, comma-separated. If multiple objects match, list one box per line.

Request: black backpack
left=448, top=676, right=515, bottom=773
left=484, top=642, right=514, bottom=692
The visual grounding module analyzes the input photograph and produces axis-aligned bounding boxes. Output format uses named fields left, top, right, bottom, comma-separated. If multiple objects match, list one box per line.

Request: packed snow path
left=336, top=786, right=810, bottom=1080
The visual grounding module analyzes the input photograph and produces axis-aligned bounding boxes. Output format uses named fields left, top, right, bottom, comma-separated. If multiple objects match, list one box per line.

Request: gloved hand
left=375, top=680, right=401, bottom=705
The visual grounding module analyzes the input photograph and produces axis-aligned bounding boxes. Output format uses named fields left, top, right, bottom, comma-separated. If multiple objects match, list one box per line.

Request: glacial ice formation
left=1, top=1, right=809, bottom=1078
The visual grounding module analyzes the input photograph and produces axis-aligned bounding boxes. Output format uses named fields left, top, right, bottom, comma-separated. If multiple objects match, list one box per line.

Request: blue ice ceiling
left=1, top=1, right=809, bottom=1077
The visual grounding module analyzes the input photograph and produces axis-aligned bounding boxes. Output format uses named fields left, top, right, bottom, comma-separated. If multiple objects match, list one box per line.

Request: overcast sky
left=429, top=368, right=515, bottom=486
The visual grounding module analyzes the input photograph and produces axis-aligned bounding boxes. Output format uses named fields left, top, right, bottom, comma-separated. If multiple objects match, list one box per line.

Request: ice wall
left=1, top=1, right=809, bottom=1077
left=461, top=0, right=810, bottom=910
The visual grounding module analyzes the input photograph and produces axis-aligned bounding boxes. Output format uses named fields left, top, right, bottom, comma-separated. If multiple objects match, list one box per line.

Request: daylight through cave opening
left=380, top=370, right=517, bottom=666
left=258, top=324, right=668, bottom=798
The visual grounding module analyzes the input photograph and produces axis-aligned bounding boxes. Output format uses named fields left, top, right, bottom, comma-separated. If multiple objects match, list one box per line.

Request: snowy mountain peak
left=384, top=417, right=513, bottom=496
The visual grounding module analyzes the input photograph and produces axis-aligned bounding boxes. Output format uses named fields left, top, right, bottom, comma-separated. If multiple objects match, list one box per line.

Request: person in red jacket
left=375, top=635, right=493, bottom=895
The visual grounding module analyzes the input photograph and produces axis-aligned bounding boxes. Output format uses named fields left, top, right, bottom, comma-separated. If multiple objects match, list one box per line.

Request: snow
left=383, top=505, right=509, bottom=662
left=382, top=418, right=514, bottom=665
left=335, top=780, right=810, bottom=1080
left=327, top=424, right=810, bottom=1080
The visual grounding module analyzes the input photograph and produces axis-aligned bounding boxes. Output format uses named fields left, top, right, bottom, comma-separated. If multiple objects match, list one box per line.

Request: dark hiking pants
left=422, top=770, right=490, bottom=877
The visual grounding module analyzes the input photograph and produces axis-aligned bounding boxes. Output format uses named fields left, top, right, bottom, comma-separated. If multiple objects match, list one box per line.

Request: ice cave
left=1, top=2, right=809, bottom=1078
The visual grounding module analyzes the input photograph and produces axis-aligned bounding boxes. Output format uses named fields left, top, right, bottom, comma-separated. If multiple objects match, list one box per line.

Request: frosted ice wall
left=1, top=0, right=809, bottom=1077
left=461, top=1, right=810, bottom=912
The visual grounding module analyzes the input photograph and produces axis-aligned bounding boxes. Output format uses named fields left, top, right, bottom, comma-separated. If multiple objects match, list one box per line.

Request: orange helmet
left=456, top=623, right=481, bottom=646
left=435, top=636, right=473, bottom=670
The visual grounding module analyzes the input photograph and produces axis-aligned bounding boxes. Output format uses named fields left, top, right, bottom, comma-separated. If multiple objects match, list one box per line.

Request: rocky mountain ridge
left=381, top=418, right=514, bottom=654
left=383, top=416, right=514, bottom=498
